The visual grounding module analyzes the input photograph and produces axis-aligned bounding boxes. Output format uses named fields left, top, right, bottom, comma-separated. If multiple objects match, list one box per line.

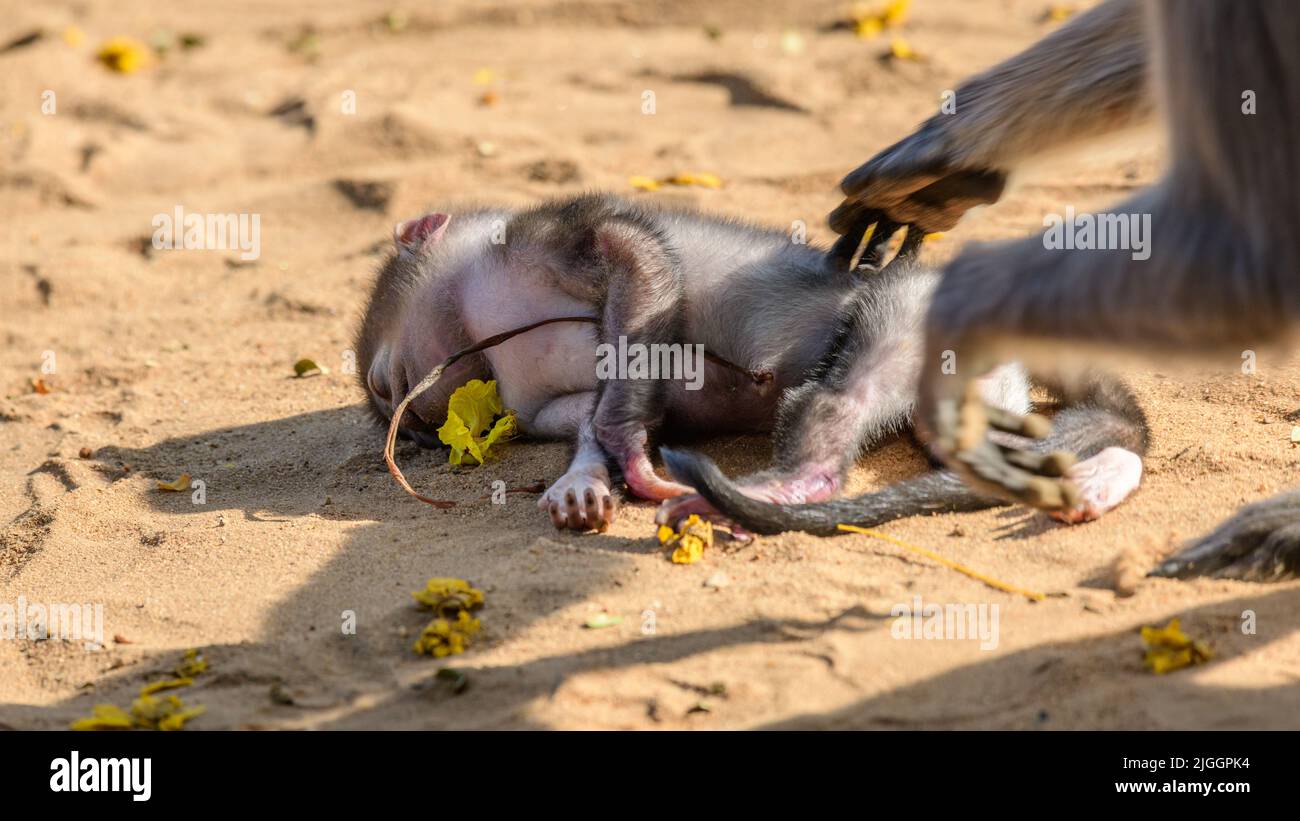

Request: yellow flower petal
left=659, top=514, right=713, bottom=564
left=1141, top=618, right=1213, bottom=674
left=889, top=37, right=916, bottom=60
left=157, top=474, right=191, bottom=492
left=140, top=677, right=194, bottom=695
left=437, top=380, right=514, bottom=465
left=97, top=37, right=150, bottom=74
left=71, top=704, right=134, bottom=731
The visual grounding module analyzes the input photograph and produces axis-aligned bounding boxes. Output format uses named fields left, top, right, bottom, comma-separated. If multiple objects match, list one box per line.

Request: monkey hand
left=828, top=122, right=1007, bottom=241
left=923, top=377, right=1084, bottom=513
left=923, top=376, right=1146, bottom=522
left=1150, top=491, right=1300, bottom=581
left=539, top=463, right=617, bottom=532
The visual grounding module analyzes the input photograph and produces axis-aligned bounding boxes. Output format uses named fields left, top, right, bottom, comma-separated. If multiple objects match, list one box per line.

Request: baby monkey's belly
left=661, top=360, right=784, bottom=435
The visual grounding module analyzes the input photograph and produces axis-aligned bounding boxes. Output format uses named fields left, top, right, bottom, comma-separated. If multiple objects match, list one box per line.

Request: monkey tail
left=661, top=376, right=1149, bottom=537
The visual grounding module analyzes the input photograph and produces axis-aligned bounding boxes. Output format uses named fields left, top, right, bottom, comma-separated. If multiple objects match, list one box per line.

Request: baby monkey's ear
left=393, top=213, right=451, bottom=257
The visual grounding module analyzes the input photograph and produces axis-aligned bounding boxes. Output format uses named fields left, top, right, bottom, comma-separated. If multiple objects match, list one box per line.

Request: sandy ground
left=2, top=0, right=1298, bottom=730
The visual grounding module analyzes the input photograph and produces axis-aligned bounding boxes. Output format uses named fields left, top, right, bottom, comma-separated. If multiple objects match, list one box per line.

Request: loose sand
left=2, top=0, right=1298, bottom=729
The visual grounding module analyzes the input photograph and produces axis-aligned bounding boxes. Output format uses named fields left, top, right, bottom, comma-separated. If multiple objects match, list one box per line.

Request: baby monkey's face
left=358, top=213, right=487, bottom=447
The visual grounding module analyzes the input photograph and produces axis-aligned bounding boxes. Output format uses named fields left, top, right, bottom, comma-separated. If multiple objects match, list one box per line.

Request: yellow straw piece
left=837, top=524, right=1045, bottom=601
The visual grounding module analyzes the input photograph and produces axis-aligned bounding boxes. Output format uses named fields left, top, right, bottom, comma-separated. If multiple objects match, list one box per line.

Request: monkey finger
left=954, top=441, right=1079, bottom=510
left=827, top=200, right=880, bottom=237
left=857, top=218, right=905, bottom=271
left=924, top=396, right=964, bottom=457
left=1001, top=447, right=1077, bottom=477
left=982, top=405, right=1053, bottom=440
left=954, top=386, right=990, bottom=453
left=828, top=215, right=873, bottom=268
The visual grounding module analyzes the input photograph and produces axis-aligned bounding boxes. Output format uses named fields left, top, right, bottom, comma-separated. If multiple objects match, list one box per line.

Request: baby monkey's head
left=354, top=212, right=488, bottom=447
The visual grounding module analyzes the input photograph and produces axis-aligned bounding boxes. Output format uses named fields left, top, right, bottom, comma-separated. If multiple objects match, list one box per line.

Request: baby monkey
left=355, top=193, right=1147, bottom=534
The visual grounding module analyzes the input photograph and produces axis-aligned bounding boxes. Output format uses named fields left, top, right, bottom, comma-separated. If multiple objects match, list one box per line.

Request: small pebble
left=703, top=571, right=729, bottom=590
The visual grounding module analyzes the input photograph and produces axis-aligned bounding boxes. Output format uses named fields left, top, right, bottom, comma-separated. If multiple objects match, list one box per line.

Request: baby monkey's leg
left=533, top=393, right=617, bottom=531
left=588, top=219, right=693, bottom=501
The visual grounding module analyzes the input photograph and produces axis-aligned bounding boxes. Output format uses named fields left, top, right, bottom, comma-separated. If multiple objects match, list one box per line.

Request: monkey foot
left=539, top=464, right=616, bottom=531
left=1150, top=490, right=1300, bottom=581
left=1049, top=447, right=1143, bottom=523
left=933, top=382, right=1081, bottom=511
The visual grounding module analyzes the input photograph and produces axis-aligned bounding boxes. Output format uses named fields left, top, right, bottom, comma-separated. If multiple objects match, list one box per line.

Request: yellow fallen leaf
left=629, top=175, right=661, bottom=192
left=436, top=379, right=516, bottom=466
left=174, top=648, right=208, bottom=677
left=97, top=37, right=150, bottom=73
left=852, top=0, right=909, bottom=39
left=157, top=705, right=206, bottom=731
left=71, top=649, right=208, bottom=730
left=659, top=514, right=713, bottom=564
left=293, top=357, right=329, bottom=377
left=883, top=0, right=910, bottom=26
left=1046, top=5, right=1077, bottom=23
left=140, top=677, right=194, bottom=695
left=664, top=172, right=724, bottom=189
left=157, top=474, right=191, bottom=492
left=131, top=692, right=205, bottom=730
left=472, top=67, right=495, bottom=85
left=584, top=613, right=623, bottom=629
left=855, top=17, right=883, bottom=38
left=71, top=704, right=134, bottom=731
left=889, top=37, right=917, bottom=60
left=1141, top=618, right=1213, bottom=674
left=923, top=232, right=945, bottom=242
